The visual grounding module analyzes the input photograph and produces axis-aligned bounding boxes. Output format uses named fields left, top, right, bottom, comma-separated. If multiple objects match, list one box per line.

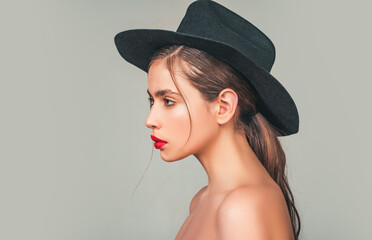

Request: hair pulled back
left=148, top=45, right=301, bottom=239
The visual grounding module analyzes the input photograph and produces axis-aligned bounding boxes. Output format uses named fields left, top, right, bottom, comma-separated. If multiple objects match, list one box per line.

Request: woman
left=114, top=0, right=301, bottom=239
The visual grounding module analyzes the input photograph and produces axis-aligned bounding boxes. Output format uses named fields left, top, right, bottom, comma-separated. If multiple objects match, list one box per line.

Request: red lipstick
left=151, top=135, right=168, bottom=149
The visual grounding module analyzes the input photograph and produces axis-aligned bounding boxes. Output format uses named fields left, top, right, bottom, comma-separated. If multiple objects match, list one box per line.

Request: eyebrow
left=147, top=89, right=180, bottom=97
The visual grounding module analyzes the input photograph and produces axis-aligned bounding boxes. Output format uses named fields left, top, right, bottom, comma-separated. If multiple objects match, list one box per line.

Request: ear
left=213, top=88, right=238, bottom=125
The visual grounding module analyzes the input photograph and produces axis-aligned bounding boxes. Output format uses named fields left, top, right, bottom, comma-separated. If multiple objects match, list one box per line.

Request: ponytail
left=244, top=113, right=301, bottom=239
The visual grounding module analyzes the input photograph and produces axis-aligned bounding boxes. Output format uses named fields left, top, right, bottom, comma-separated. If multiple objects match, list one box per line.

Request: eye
left=147, top=97, right=175, bottom=108
left=164, top=98, right=175, bottom=106
left=148, top=97, right=154, bottom=108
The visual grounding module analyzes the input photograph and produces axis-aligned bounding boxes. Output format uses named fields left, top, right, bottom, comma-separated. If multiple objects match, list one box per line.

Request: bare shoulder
left=189, top=185, right=208, bottom=213
left=216, top=184, right=294, bottom=240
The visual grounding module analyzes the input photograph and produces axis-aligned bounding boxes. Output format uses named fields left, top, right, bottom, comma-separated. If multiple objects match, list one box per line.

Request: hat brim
left=114, top=29, right=299, bottom=136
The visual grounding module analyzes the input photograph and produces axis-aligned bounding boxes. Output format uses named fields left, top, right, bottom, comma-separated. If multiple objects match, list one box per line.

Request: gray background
left=1, top=0, right=371, bottom=239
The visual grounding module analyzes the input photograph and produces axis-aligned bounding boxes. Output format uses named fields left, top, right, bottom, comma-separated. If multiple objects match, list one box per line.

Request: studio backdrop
left=0, top=0, right=371, bottom=239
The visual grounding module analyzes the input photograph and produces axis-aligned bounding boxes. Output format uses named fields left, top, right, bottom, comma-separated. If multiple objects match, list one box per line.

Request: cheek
left=165, top=105, right=191, bottom=139
left=176, top=101, right=218, bottom=153
left=160, top=101, right=217, bottom=160
left=189, top=108, right=218, bottom=148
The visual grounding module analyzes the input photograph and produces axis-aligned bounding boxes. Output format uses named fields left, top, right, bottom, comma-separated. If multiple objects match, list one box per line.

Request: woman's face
left=145, top=59, right=219, bottom=162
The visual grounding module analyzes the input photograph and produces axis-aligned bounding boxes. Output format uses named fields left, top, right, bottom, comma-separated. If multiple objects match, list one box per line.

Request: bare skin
left=146, top=59, right=294, bottom=240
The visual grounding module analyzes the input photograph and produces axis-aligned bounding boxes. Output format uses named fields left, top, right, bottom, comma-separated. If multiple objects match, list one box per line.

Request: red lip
left=151, top=135, right=167, bottom=143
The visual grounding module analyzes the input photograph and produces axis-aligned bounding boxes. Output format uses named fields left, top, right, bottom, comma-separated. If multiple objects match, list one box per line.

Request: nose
left=145, top=108, right=161, bottom=129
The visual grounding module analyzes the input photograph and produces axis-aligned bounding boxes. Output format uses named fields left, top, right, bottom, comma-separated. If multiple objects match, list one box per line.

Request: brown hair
left=147, top=45, right=301, bottom=239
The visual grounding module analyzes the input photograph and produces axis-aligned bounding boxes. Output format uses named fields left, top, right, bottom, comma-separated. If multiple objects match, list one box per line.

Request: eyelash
left=147, top=97, right=175, bottom=107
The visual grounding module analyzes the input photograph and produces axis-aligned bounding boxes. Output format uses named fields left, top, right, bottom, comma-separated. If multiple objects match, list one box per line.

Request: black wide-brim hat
left=114, top=0, right=299, bottom=136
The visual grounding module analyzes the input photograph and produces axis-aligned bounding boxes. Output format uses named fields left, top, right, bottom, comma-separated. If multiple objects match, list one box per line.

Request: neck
left=194, top=126, right=272, bottom=195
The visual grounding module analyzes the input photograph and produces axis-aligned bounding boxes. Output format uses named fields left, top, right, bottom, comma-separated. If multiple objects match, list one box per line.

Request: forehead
left=147, top=59, right=188, bottom=94
left=148, top=58, right=211, bottom=110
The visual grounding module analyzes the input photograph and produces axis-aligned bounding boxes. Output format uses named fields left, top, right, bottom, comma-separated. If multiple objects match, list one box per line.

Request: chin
left=160, top=151, right=189, bottom=162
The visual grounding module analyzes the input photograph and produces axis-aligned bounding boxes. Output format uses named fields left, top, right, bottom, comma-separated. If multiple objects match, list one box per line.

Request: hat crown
left=176, top=0, right=275, bottom=72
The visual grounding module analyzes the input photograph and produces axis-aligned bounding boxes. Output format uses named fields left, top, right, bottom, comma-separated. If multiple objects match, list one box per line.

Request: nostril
left=145, top=112, right=160, bottom=129
left=145, top=119, right=157, bottom=129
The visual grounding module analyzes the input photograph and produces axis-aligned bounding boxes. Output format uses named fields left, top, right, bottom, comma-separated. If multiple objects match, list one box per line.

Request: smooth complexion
left=145, top=59, right=294, bottom=239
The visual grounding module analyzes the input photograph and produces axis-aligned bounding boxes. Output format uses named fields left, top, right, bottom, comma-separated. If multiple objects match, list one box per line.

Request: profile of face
left=145, top=59, right=219, bottom=162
